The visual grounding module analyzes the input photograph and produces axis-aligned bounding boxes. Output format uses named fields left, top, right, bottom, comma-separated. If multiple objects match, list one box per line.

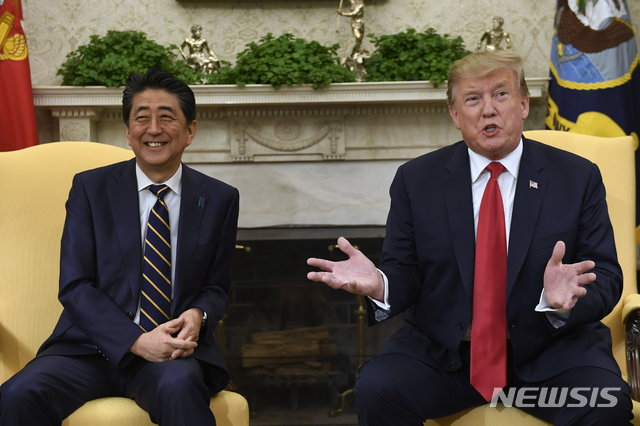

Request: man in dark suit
left=307, top=51, right=633, bottom=424
left=0, top=68, right=239, bottom=425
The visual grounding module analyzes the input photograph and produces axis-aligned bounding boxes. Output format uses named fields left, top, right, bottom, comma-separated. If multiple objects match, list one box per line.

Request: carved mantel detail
left=231, top=117, right=344, bottom=162
left=51, top=107, right=102, bottom=142
left=33, top=80, right=548, bottom=164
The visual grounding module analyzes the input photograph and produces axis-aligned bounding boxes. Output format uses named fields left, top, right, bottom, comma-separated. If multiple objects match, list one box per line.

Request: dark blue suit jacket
left=37, top=159, right=239, bottom=392
left=374, top=136, right=622, bottom=383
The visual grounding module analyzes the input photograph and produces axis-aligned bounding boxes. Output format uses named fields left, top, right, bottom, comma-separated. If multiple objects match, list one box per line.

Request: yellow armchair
left=0, top=142, right=249, bottom=426
left=425, top=130, right=640, bottom=425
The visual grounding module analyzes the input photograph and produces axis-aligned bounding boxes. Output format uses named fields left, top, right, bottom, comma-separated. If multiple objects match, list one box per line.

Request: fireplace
left=224, top=226, right=403, bottom=419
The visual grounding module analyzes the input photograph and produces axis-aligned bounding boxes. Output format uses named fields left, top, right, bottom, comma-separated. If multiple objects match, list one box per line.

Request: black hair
left=122, top=67, right=196, bottom=128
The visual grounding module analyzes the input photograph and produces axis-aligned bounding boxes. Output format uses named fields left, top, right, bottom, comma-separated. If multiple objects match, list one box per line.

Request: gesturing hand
left=307, top=236, right=385, bottom=302
left=543, top=241, right=596, bottom=311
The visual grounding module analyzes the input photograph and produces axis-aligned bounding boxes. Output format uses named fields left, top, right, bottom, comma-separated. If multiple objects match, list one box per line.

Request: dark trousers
left=0, top=354, right=216, bottom=426
left=355, top=342, right=633, bottom=425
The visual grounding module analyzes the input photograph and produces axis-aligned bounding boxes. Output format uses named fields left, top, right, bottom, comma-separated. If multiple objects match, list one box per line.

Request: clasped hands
left=129, top=307, right=203, bottom=363
left=307, top=237, right=595, bottom=313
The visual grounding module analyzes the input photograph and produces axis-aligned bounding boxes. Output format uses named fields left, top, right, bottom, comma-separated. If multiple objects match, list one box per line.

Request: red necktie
left=471, top=162, right=507, bottom=402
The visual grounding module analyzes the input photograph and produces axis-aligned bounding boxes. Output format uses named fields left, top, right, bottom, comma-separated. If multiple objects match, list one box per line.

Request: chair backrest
left=524, top=130, right=636, bottom=378
left=0, top=142, right=134, bottom=383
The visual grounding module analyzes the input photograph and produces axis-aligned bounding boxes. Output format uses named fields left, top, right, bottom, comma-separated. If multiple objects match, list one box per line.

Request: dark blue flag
left=546, top=0, right=640, bottom=236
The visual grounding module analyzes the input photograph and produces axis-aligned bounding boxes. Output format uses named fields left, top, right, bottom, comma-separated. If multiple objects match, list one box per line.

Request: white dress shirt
left=133, top=163, right=182, bottom=324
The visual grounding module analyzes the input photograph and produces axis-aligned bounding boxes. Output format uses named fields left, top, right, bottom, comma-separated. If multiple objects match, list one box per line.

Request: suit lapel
left=174, top=165, right=207, bottom=304
left=444, top=144, right=476, bottom=298
left=107, top=159, right=143, bottom=304
left=507, top=138, right=547, bottom=300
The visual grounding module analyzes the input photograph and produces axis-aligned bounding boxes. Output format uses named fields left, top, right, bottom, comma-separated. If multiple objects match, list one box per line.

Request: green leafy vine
left=57, top=30, right=206, bottom=87
left=212, top=33, right=356, bottom=89
left=364, top=28, right=471, bottom=87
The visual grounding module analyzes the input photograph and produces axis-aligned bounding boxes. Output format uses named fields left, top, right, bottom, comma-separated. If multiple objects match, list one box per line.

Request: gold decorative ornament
left=179, top=24, right=220, bottom=74
left=0, top=11, right=28, bottom=61
left=337, top=0, right=369, bottom=82
left=477, top=16, right=512, bottom=52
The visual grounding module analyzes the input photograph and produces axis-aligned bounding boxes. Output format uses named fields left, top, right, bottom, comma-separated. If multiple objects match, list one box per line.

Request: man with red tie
left=307, top=51, right=633, bottom=425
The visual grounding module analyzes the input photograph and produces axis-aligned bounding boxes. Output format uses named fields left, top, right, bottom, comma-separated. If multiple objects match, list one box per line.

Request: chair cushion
left=62, top=391, right=249, bottom=426
left=424, top=400, right=640, bottom=425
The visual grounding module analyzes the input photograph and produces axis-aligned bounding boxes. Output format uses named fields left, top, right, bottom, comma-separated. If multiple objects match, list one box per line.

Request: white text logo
left=490, top=387, right=620, bottom=408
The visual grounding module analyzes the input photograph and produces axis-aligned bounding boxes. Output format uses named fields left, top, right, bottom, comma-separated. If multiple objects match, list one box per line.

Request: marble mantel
left=33, top=79, right=548, bottom=164
left=33, top=80, right=549, bottom=229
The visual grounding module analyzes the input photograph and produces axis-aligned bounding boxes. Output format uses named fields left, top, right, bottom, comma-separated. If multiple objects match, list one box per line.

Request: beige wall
left=23, top=0, right=640, bottom=87
left=21, top=1, right=640, bottom=229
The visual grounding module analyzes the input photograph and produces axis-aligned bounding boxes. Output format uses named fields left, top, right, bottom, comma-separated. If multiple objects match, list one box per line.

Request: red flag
left=0, top=0, right=38, bottom=151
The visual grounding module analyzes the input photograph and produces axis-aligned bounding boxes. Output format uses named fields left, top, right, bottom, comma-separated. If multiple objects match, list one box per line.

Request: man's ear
left=449, top=105, right=461, bottom=130
left=520, top=96, right=530, bottom=121
left=125, top=125, right=131, bottom=147
left=186, top=120, right=198, bottom=147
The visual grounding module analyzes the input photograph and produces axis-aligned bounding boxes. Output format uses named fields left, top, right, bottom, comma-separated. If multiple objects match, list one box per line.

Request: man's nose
left=147, top=116, right=162, bottom=134
left=481, top=99, right=497, bottom=117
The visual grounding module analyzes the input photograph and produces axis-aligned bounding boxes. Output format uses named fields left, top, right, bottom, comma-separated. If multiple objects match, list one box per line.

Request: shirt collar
left=469, top=137, right=523, bottom=183
left=135, top=163, right=183, bottom=196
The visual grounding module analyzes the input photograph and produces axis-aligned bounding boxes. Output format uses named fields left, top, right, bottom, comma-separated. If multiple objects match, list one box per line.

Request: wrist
left=371, top=271, right=385, bottom=302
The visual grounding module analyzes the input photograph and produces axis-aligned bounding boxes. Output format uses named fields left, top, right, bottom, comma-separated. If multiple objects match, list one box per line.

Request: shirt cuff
left=368, top=269, right=391, bottom=321
left=535, top=288, right=571, bottom=328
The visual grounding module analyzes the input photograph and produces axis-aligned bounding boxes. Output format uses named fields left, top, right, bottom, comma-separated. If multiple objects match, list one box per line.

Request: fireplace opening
left=224, top=226, right=403, bottom=422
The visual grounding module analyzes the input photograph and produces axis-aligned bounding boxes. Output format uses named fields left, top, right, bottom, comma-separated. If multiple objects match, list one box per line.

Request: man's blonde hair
left=446, top=50, right=529, bottom=106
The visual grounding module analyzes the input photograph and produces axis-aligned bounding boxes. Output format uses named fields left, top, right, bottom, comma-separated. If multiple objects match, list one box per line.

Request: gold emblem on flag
left=0, top=11, right=28, bottom=62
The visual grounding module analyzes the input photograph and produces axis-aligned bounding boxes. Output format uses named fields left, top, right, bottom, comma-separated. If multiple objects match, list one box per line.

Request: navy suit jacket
left=374, top=136, right=622, bottom=383
left=37, top=159, right=239, bottom=392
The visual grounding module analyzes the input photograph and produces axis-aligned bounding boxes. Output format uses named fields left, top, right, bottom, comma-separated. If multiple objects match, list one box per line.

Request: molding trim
left=33, top=79, right=549, bottom=107
left=33, top=79, right=549, bottom=163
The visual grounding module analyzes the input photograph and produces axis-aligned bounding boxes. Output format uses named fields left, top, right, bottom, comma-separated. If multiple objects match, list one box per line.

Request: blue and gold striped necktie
left=139, top=184, right=172, bottom=332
